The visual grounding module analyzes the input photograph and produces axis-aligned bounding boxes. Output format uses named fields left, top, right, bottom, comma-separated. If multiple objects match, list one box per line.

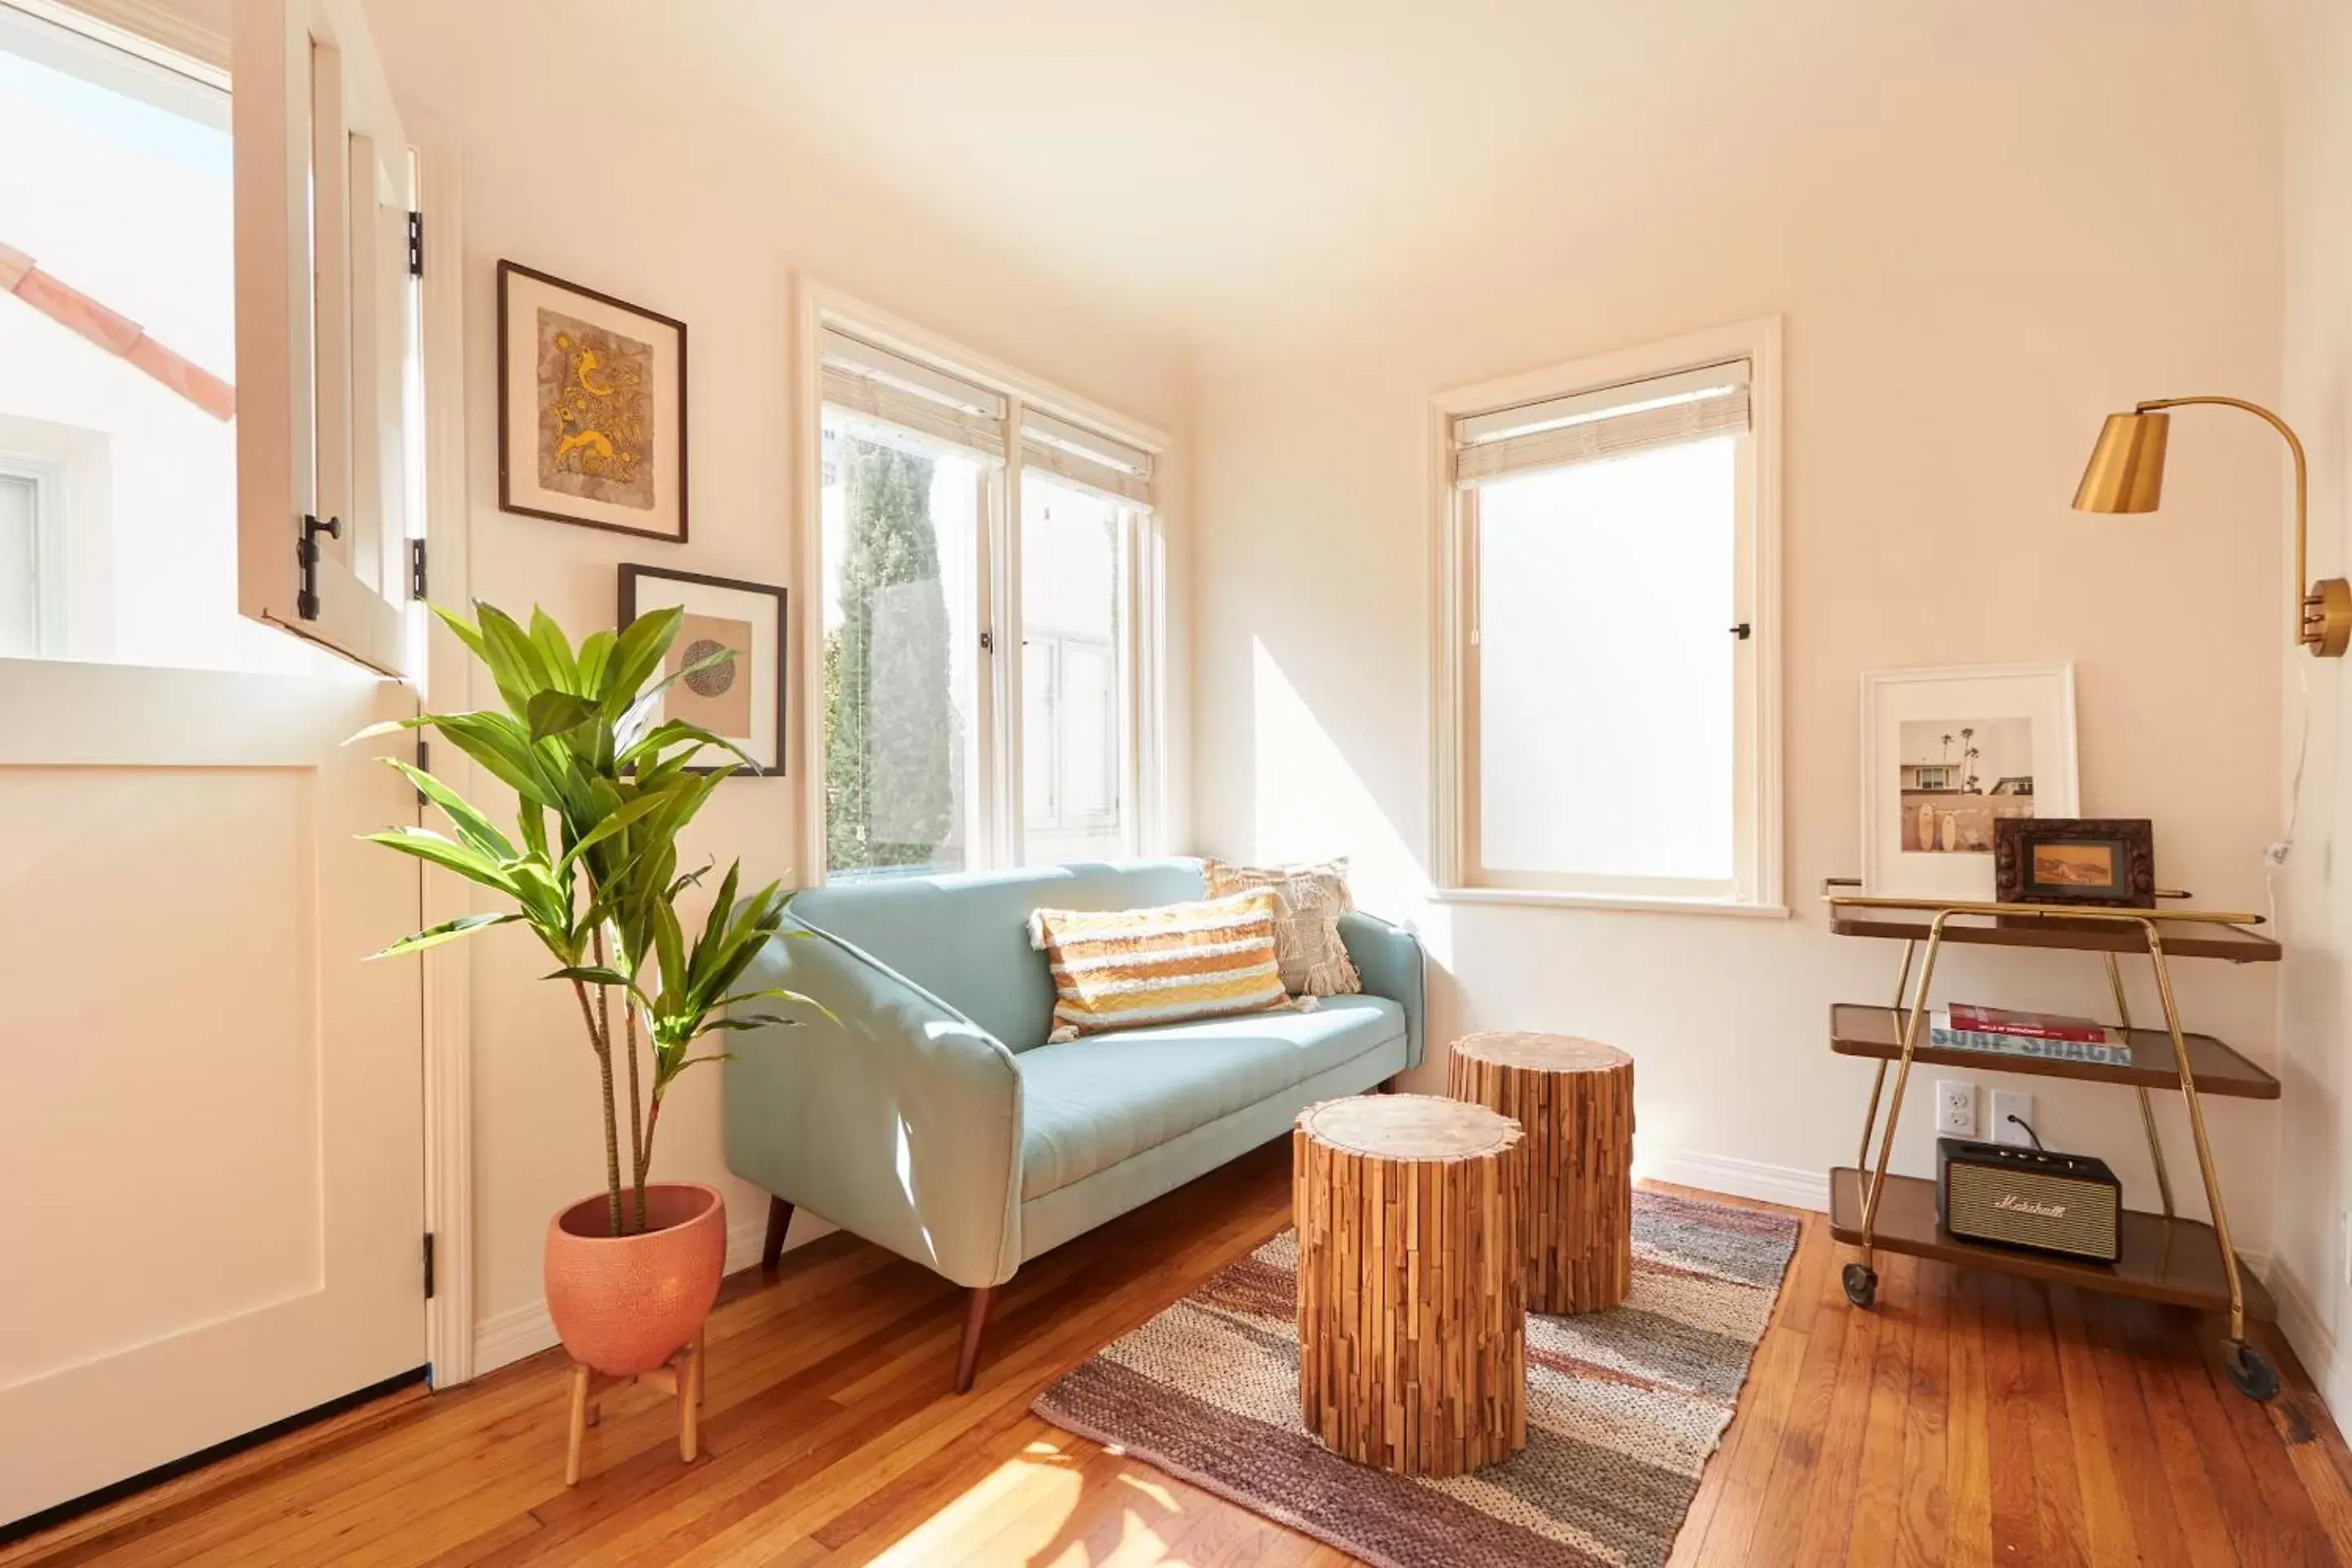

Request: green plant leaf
left=525, top=689, right=599, bottom=743
left=362, top=826, right=521, bottom=894
left=372, top=911, right=520, bottom=958
left=528, top=607, right=581, bottom=693
left=604, top=606, right=684, bottom=720
left=382, top=759, right=517, bottom=861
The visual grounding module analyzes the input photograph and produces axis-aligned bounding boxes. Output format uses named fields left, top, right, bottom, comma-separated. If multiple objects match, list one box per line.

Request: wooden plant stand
left=564, top=1330, right=705, bottom=1486
left=1824, top=882, right=2283, bottom=1401
left=1448, top=1031, right=1635, bottom=1314
left=1293, top=1094, right=1527, bottom=1477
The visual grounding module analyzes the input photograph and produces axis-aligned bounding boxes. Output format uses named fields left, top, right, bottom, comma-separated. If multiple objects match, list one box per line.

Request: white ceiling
left=550, top=0, right=2269, bottom=339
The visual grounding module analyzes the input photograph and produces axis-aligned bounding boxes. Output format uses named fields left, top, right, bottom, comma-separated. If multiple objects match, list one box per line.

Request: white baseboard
left=1640, top=1148, right=1829, bottom=1213
left=2270, top=1262, right=2348, bottom=1417
left=472, top=1212, right=777, bottom=1376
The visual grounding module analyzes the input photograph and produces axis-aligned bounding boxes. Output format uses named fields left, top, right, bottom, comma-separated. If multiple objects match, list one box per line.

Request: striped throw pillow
left=1027, top=889, right=1305, bottom=1043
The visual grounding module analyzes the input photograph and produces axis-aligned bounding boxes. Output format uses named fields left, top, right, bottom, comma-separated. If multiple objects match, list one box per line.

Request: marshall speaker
left=1937, top=1138, right=2122, bottom=1263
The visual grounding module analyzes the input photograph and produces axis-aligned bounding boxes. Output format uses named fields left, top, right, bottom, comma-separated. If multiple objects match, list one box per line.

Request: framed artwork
left=1994, top=817, right=2155, bottom=908
left=499, top=261, right=688, bottom=541
left=1860, top=662, right=2079, bottom=901
left=617, top=565, right=786, bottom=775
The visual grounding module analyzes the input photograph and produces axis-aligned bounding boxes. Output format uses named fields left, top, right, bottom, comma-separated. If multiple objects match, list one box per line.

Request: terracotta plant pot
left=544, top=1183, right=726, bottom=1376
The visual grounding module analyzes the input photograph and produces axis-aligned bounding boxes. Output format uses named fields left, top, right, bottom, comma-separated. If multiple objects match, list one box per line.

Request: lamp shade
left=2072, top=411, right=2170, bottom=513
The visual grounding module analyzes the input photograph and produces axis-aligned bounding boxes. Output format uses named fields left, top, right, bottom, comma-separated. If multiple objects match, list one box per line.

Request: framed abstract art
left=499, top=261, right=688, bottom=541
left=618, top=565, right=786, bottom=775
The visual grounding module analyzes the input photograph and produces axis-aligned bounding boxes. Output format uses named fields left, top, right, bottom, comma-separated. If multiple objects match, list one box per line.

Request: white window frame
left=0, top=412, right=110, bottom=659
left=796, top=282, right=1168, bottom=884
left=1430, top=315, right=1785, bottom=917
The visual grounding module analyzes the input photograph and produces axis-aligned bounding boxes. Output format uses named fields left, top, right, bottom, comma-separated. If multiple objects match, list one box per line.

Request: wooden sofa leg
left=760, top=1196, right=795, bottom=1272
left=955, top=1285, right=997, bottom=1394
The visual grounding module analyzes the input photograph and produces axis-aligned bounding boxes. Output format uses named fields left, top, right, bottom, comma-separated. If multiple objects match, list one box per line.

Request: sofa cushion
left=788, top=859, right=1206, bottom=1052
left=1016, top=994, right=1405, bottom=1200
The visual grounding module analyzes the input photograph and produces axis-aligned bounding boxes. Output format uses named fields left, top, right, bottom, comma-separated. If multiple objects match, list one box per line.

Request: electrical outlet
left=1935, top=1080, right=1977, bottom=1138
left=1990, top=1090, right=2036, bottom=1148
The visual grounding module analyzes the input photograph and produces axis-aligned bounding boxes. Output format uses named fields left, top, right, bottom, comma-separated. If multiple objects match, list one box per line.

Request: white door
left=0, top=0, right=428, bottom=1526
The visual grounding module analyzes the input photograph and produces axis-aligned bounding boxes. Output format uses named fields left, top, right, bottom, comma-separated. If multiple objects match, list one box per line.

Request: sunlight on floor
left=870, top=1436, right=1207, bottom=1566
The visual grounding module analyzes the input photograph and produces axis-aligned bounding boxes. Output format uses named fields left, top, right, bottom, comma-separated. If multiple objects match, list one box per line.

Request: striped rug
left=1033, top=1189, right=1801, bottom=1568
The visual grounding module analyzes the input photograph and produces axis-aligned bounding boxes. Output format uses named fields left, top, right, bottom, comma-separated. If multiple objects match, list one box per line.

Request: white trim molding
left=412, top=122, right=476, bottom=1390
left=1638, top=1147, right=1829, bottom=1213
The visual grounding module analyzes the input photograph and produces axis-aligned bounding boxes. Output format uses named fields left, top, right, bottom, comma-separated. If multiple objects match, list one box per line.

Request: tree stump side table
left=1293, top=1094, right=1527, bottom=1478
left=1448, top=1032, right=1634, bottom=1314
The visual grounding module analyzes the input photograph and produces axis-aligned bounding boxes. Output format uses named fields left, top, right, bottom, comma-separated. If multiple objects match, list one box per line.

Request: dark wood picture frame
left=498, top=260, right=689, bottom=541
left=1994, top=817, right=2154, bottom=908
left=617, top=564, right=786, bottom=777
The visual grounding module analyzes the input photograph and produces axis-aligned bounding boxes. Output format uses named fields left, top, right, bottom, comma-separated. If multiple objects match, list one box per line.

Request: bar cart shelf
left=1823, top=881, right=2283, bottom=1401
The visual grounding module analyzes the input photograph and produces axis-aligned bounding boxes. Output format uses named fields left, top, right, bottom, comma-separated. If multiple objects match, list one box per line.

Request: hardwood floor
left=8, top=1140, right=2352, bottom=1566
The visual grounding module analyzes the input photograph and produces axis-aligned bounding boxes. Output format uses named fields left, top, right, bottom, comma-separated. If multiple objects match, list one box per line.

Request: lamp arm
left=2136, top=396, right=2310, bottom=649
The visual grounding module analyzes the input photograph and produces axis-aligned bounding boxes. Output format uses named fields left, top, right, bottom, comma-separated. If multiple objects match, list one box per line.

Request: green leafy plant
left=359, top=601, right=810, bottom=1236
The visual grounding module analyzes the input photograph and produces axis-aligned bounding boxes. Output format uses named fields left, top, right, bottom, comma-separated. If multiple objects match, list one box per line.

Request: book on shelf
left=1944, top=1003, right=2112, bottom=1044
left=1927, top=1010, right=2133, bottom=1067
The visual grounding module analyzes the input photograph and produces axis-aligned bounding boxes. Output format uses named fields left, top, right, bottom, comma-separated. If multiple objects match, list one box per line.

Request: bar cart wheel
left=2225, top=1341, right=2278, bottom=1402
left=1842, top=1263, right=1877, bottom=1308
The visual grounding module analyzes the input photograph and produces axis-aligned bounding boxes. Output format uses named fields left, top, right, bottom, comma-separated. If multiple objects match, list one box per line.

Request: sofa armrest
left=1339, top=910, right=1427, bottom=1070
left=722, top=915, right=1024, bottom=1288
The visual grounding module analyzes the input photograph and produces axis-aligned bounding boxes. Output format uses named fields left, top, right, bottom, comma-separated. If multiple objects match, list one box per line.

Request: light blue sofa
left=723, top=858, right=1424, bottom=1389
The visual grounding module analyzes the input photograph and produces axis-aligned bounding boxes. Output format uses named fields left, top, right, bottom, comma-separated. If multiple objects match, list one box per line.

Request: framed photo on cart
left=618, top=565, right=786, bottom=775
left=1994, top=817, right=2155, bottom=909
left=499, top=261, right=688, bottom=541
left=1860, top=662, right=2079, bottom=901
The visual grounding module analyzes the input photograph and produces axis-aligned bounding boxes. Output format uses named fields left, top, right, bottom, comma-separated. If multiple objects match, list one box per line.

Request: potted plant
left=362, top=602, right=808, bottom=1378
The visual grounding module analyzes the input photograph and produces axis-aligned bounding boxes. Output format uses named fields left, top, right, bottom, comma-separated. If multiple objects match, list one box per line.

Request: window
left=809, top=305, right=1160, bottom=882
left=1022, top=473, right=1132, bottom=863
left=1435, top=319, right=1782, bottom=910
left=0, top=0, right=418, bottom=676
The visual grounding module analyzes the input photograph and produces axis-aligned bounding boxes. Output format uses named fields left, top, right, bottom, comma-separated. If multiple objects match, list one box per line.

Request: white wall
left=1189, top=3, right=2289, bottom=1241
left=2257, top=0, right=2352, bottom=1415
left=368, top=0, right=1193, bottom=1361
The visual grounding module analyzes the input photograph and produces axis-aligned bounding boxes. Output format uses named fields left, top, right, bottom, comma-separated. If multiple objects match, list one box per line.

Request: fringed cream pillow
left=1201, top=858, right=1363, bottom=998
left=1027, top=889, right=1308, bottom=1042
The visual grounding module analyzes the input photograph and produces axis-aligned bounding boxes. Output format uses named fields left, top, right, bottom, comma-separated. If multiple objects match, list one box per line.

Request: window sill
left=1430, top=887, right=1792, bottom=920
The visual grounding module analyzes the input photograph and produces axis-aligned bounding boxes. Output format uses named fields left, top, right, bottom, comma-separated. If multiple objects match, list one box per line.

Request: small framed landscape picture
left=617, top=565, right=786, bottom=775
left=1860, top=662, right=2080, bottom=901
left=499, top=261, right=688, bottom=541
left=1994, top=818, right=2154, bottom=909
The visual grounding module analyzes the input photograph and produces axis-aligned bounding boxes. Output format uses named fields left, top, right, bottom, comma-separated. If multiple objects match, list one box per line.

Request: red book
left=1945, top=1004, right=2113, bottom=1044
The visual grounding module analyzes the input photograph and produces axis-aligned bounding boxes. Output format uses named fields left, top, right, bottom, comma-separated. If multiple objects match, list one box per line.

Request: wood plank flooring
left=8, top=1139, right=2351, bottom=1566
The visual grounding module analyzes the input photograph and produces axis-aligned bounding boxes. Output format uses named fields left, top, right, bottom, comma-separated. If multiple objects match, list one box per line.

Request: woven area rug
left=1033, top=1189, right=1801, bottom=1568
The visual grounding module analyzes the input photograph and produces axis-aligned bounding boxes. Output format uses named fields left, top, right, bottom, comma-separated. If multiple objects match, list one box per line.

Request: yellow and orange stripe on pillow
left=1027, top=889, right=1304, bottom=1042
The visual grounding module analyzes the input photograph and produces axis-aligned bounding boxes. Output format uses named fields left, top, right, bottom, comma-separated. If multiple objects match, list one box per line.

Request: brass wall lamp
left=2074, top=396, right=2352, bottom=657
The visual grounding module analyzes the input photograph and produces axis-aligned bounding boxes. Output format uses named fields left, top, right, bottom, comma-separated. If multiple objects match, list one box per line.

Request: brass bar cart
left=1823, top=881, right=2283, bottom=1401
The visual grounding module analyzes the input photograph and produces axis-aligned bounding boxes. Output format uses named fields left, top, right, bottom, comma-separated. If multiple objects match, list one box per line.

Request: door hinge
left=422, top=1232, right=436, bottom=1300
left=407, top=210, right=424, bottom=278
left=415, top=738, right=431, bottom=804
left=296, top=513, right=340, bottom=621
left=978, top=629, right=995, bottom=653
left=409, top=537, right=428, bottom=602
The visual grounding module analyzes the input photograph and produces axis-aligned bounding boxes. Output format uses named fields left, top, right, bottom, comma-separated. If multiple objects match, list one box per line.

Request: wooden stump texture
left=1448, top=1032, right=1634, bottom=1314
left=1293, top=1094, right=1527, bottom=1477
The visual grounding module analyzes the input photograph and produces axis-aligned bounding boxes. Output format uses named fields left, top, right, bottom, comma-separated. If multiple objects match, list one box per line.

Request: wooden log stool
left=1293, top=1094, right=1527, bottom=1477
left=1448, top=1032, right=1634, bottom=1314
left=563, top=1328, right=705, bottom=1486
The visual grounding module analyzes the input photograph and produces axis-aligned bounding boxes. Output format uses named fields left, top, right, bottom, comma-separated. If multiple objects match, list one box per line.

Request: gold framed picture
left=498, top=261, right=687, bottom=541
